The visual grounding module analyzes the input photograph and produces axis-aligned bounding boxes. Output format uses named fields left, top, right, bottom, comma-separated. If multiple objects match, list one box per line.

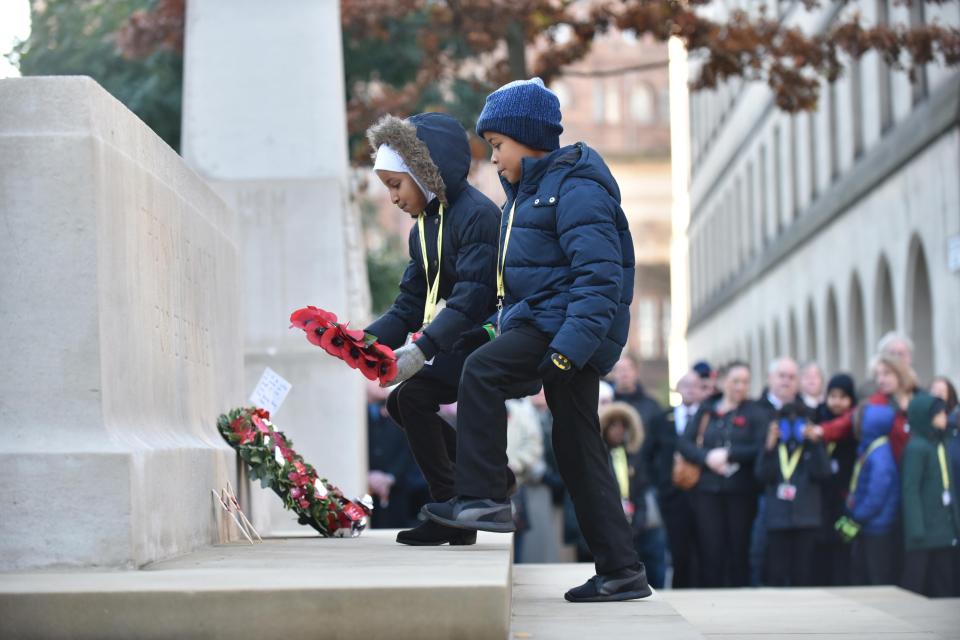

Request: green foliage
left=366, top=246, right=410, bottom=316
left=12, top=0, right=182, bottom=151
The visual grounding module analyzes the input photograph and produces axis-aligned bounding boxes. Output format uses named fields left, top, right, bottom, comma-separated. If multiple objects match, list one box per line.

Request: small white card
left=249, top=367, right=292, bottom=415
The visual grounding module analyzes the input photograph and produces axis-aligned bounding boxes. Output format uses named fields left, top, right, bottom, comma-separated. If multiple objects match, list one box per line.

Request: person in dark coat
left=643, top=369, right=705, bottom=588
left=422, top=78, right=650, bottom=603
left=367, top=387, right=427, bottom=529
left=612, top=354, right=663, bottom=428
left=677, top=361, right=765, bottom=588
left=840, top=403, right=901, bottom=585
left=365, top=112, right=500, bottom=546
left=810, top=373, right=858, bottom=586
left=929, top=375, right=959, bottom=594
left=901, top=395, right=960, bottom=597
left=756, top=403, right=832, bottom=586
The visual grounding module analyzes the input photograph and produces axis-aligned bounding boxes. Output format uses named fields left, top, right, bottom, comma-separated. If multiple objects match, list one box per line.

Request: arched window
left=788, top=311, right=799, bottom=361
left=905, top=236, right=934, bottom=384
left=806, top=299, right=819, bottom=363
left=630, top=83, right=655, bottom=125
left=849, top=273, right=867, bottom=378
left=825, top=288, right=841, bottom=374
left=874, top=254, right=896, bottom=340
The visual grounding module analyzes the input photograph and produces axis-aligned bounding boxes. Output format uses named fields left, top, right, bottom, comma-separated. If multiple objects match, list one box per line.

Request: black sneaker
left=564, top=564, right=653, bottom=603
left=422, top=496, right=515, bottom=533
left=396, top=519, right=477, bottom=546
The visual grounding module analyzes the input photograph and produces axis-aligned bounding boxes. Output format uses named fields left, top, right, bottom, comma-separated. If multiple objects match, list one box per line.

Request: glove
left=452, top=323, right=496, bottom=354
left=834, top=515, right=861, bottom=543
left=538, top=350, right=576, bottom=386
left=383, top=343, right=426, bottom=387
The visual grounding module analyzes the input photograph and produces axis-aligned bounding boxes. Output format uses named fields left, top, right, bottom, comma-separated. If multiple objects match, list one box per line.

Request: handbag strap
left=695, top=411, right=711, bottom=448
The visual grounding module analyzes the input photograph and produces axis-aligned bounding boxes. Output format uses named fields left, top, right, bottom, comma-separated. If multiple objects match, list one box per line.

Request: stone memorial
left=0, top=76, right=243, bottom=570
left=180, top=0, right=370, bottom=532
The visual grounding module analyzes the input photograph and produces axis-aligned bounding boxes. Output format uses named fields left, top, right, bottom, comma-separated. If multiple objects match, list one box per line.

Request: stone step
left=0, top=530, right=513, bottom=640
left=512, top=565, right=960, bottom=640
left=511, top=564, right=705, bottom=640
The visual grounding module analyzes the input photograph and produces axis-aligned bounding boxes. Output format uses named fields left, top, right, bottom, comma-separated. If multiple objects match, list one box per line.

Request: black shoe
left=396, top=519, right=477, bottom=546
left=564, top=564, right=653, bottom=603
left=422, top=496, right=515, bottom=533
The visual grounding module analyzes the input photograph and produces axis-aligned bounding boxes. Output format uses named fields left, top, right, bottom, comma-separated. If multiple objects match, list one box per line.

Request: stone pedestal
left=181, top=0, right=369, bottom=532
left=0, top=77, right=243, bottom=569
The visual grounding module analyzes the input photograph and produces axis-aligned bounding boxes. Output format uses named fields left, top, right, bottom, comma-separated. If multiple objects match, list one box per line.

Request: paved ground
left=511, top=564, right=960, bottom=640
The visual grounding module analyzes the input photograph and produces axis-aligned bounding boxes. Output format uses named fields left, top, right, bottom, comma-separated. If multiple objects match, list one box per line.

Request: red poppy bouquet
left=217, top=407, right=372, bottom=537
left=290, top=306, right=397, bottom=384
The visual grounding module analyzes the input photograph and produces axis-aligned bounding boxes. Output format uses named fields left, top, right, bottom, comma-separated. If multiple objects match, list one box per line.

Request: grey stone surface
left=511, top=564, right=705, bottom=640
left=512, top=566, right=960, bottom=640
left=180, top=0, right=370, bottom=533
left=0, top=530, right=513, bottom=640
left=0, top=76, right=242, bottom=570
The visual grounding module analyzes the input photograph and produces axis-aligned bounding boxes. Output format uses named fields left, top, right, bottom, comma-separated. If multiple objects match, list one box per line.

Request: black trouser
left=386, top=377, right=459, bottom=502
left=766, top=528, right=818, bottom=587
left=902, top=548, right=958, bottom=598
left=692, top=491, right=757, bottom=588
left=455, top=324, right=639, bottom=575
left=660, top=491, right=700, bottom=588
left=812, top=538, right=852, bottom=586
left=850, top=531, right=897, bottom=585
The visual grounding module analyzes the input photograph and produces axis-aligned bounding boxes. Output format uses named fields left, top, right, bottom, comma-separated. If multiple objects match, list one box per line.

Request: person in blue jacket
left=422, top=78, right=650, bottom=602
left=364, top=113, right=500, bottom=547
left=837, top=403, right=901, bottom=585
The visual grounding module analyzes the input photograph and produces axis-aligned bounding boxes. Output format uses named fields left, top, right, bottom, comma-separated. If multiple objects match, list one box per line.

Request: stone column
left=0, top=77, right=242, bottom=569
left=181, top=0, right=369, bottom=533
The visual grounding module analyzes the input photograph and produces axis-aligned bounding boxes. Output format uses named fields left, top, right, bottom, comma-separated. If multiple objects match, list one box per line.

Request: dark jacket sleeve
left=415, top=202, right=498, bottom=358
left=756, top=447, right=780, bottom=484
left=729, top=408, right=764, bottom=464
left=677, top=409, right=708, bottom=466
left=808, top=441, right=832, bottom=482
left=639, top=415, right=661, bottom=487
left=365, top=230, right=427, bottom=349
left=900, top=442, right=925, bottom=546
left=549, top=184, right=623, bottom=369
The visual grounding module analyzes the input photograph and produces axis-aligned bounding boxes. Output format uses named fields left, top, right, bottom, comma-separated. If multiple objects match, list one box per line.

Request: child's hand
left=765, top=422, right=780, bottom=451
left=803, top=424, right=824, bottom=443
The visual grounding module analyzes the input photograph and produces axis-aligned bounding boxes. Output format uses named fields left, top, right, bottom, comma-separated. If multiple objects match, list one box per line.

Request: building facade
left=552, top=33, right=673, bottom=396
left=670, top=0, right=960, bottom=393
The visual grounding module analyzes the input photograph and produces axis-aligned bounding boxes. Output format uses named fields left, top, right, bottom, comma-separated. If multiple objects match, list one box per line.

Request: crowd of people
left=368, top=330, right=960, bottom=598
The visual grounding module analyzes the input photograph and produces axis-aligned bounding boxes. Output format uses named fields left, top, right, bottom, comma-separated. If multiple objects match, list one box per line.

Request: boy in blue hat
left=422, top=78, right=650, bottom=602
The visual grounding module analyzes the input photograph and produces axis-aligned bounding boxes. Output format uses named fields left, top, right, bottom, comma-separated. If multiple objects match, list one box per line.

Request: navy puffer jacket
left=365, top=113, right=500, bottom=383
left=497, top=143, right=634, bottom=374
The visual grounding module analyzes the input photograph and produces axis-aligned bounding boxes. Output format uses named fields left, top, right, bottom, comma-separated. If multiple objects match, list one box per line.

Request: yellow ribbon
left=416, top=204, right=444, bottom=327
left=778, top=443, right=805, bottom=484
left=938, top=443, right=950, bottom=492
left=496, top=200, right=518, bottom=303
left=611, top=446, right=630, bottom=500
left=849, top=436, right=888, bottom=495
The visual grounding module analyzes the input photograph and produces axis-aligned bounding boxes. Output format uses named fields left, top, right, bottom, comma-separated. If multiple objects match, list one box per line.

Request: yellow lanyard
left=778, top=444, right=804, bottom=484
left=416, top=204, right=444, bottom=327
left=611, top=447, right=630, bottom=500
left=496, top=200, right=518, bottom=304
left=938, top=443, right=950, bottom=492
left=849, top=436, right=888, bottom=495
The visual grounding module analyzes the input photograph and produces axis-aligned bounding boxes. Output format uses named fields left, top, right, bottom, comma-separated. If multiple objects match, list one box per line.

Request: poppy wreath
left=217, top=406, right=372, bottom=538
left=290, top=306, right=397, bottom=384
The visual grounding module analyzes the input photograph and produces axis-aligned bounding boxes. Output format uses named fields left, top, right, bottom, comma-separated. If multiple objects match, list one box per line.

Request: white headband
left=373, top=144, right=436, bottom=205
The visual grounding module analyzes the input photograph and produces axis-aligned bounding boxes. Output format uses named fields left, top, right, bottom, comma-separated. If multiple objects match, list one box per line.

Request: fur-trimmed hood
left=367, top=112, right=471, bottom=207
left=600, top=401, right=644, bottom=454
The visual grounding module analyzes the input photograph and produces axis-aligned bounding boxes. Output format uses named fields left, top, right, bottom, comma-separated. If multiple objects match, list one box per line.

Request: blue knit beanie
left=476, top=77, right=563, bottom=151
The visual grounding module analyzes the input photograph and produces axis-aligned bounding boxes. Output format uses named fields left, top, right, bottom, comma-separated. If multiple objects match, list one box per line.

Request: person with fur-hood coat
left=365, top=112, right=501, bottom=547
